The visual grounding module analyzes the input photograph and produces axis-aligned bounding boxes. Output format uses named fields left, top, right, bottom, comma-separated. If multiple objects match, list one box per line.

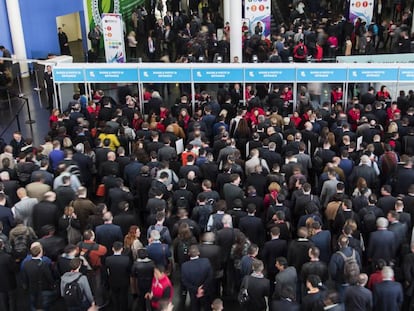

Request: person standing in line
left=58, top=27, right=71, bottom=55
left=43, top=65, right=54, bottom=110
left=88, top=25, right=101, bottom=56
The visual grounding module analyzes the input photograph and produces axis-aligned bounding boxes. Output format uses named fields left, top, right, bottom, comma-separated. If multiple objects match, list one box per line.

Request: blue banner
left=245, top=68, right=296, bottom=82
left=348, top=68, right=399, bottom=82
left=192, top=68, right=243, bottom=82
left=399, top=68, right=414, bottom=82
left=139, top=68, right=192, bottom=82
left=53, top=68, right=84, bottom=83
left=296, top=68, right=347, bottom=82
left=85, top=68, right=138, bottom=82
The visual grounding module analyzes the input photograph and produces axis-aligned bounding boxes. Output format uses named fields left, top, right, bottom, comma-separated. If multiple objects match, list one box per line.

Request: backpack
left=296, top=44, right=305, bottom=57
left=12, top=234, right=29, bottom=262
left=209, top=213, right=224, bottom=232
left=337, top=249, right=360, bottom=282
left=66, top=219, right=82, bottom=245
left=238, top=276, right=250, bottom=305
left=197, top=204, right=213, bottom=232
left=312, top=152, right=324, bottom=173
left=63, top=275, right=83, bottom=307
left=362, top=208, right=377, bottom=233
left=78, top=242, right=100, bottom=269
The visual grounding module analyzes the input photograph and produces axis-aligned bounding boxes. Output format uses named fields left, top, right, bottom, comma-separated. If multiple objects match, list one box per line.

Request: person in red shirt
left=290, top=111, right=302, bottom=128
left=281, top=86, right=293, bottom=102
left=331, top=87, right=343, bottom=106
left=348, top=103, right=361, bottom=131
left=146, top=266, right=173, bottom=310
left=49, top=108, right=60, bottom=128
left=387, top=102, right=401, bottom=122
left=376, top=85, right=391, bottom=101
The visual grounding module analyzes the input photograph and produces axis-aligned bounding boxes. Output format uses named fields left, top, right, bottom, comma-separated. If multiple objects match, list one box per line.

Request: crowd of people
left=117, top=0, right=414, bottom=64
left=0, top=78, right=413, bottom=311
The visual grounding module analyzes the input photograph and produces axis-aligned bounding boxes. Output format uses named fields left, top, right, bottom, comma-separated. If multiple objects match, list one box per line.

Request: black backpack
left=197, top=204, right=213, bottom=232
left=296, top=44, right=305, bottom=57
left=12, top=234, right=29, bottom=262
left=63, top=275, right=83, bottom=307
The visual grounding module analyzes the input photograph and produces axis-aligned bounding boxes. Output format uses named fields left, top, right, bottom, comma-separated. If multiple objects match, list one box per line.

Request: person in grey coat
left=61, top=257, right=95, bottom=310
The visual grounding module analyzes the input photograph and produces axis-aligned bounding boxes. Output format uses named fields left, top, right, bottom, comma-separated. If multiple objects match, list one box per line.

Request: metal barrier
left=0, top=96, right=35, bottom=139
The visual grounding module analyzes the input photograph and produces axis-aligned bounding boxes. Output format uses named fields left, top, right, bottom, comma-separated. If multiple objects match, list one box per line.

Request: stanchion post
left=16, top=113, right=21, bottom=132
left=23, top=97, right=35, bottom=124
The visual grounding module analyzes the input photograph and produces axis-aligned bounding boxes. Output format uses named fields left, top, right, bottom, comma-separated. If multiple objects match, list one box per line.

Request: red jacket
left=151, top=274, right=173, bottom=309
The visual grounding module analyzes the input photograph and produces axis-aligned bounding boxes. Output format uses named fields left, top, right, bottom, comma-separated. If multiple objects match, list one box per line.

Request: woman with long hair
left=124, top=225, right=144, bottom=261
left=172, top=222, right=197, bottom=269
left=233, top=118, right=251, bottom=158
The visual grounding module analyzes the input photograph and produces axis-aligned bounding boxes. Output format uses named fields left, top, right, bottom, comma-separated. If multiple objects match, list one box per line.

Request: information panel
left=139, top=68, right=192, bottom=83
left=53, top=68, right=84, bottom=83
left=296, top=68, right=347, bottom=82
left=102, top=13, right=126, bottom=63
left=84, top=68, right=138, bottom=82
left=192, top=68, right=243, bottom=82
left=348, top=68, right=399, bottom=82
left=244, top=68, right=296, bottom=82
left=399, top=68, right=414, bottom=81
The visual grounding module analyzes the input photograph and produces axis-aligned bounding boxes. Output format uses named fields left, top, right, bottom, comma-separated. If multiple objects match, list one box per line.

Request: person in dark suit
left=344, top=273, right=373, bottom=311
left=95, top=212, right=123, bottom=257
left=287, top=227, right=314, bottom=275
left=373, top=266, right=403, bottom=311
left=107, top=178, right=133, bottom=216
left=37, top=225, right=65, bottom=262
left=198, top=232, right=222, bottom=298
left=21, top=243, right=56, bottom=311
left=131, top=248, right=154, bottom=311
left=113, top=201, right=136, bottom=236
left=0, top=193, right=14, bottom=236
left=0, top=239, right=17, bottom=311
left=301, top=246, right=329, bottom=287
left=105, top=241, right=131, bottom=311
left=269, top=286, right=300, bottom=311
left=181, top=245, right=213, bottom=311
left=99, top=151, right=120, bottom=178
left=367, top=217, right=397, bottom=264
left=262, top=227, right=287, bottom=292
left=309, top=221, right=331, bottom=264
left=239, top=204, right=265, bottom=247
left=241, top=259, right=270, bottom=311
left=32, top=192, right=58, bottom=237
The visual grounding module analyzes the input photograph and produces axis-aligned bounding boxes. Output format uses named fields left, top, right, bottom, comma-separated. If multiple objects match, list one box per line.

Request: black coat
left=344, top=284, right=373, bottom=311
left=262, top=238, right=288, bottom=277
left=32, top=201, right=58, bottom=237
left=105, top=254, right=131, bottom=289
left=239, top=215, right=265, bottom=247
left=242, top=275, right=270, bottom=311
left=181, top=257, right=213, bottom=296
left=0, top=250, right=17, bottom=291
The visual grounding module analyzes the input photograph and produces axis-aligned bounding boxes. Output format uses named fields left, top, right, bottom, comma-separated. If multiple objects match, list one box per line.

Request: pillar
left=223, top=0, right=231, bottom=26
left=5, top=0, right=29, bottom=77
left=228, top=0, right=243, bottom=62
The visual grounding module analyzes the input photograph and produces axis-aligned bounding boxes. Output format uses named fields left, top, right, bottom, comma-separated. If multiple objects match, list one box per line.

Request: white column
left=5, top=0, right=29, bottom=77
left=83, top=0, right=91, bottom=50
left=223, top=0, right=231, bottom=26
left=229, top=0, right=243, bottom=62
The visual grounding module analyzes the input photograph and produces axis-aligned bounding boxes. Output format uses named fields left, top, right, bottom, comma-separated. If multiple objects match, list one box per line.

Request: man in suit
left=0, top=193, right=13, bottom=237
left=274, top=257, right=297, bottom=300
left=373, top=266, right=403, bottom=311
left=107, top=178, right=133, bottom=216
left=105, top=241, right=131, bottom=311
left=367, top=217, right=397, bottom=264
left=222, top=173, right=245, bottom=210
left=239, top=204, right=265, bottom=247
left=99, top=151, right=120, bottom=178
left=95, top=212, right=123, bottom=257
left=32, top=191, right=58, bottom=237
left=0, top=239, right=17, bottom=311
left=262, top=227, right=287, bottom=292
left=181, top=245, right=213, bottom=311
left=21, top=243, right=56, bottom=311
left=344, top=273, right=373, bottom=311
left=198, top=232, right=222, bottom=298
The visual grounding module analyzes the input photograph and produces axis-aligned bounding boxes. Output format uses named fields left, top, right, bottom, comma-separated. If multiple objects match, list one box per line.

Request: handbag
left=96, top=184, right=105, bottom=197
left=238, top=276, right=250, bottom=305
left=66, top=218, right=82, bottom=245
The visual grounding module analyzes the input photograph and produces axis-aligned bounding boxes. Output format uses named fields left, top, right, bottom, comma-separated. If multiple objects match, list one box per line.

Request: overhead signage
left=348, top=68, right=398, bottom=82
left=296, top=68, right=347, bottom=82
left=52, top=68, right=84, bottom=83
left=192, top=68, right=243, bottom=82
left=139, top=68, right=192, bottom=82
left=399, top=68, right=414, bottom=81
left=245, top=68, right=296, bottom=82
left=85, top=68, right=138, bottom=82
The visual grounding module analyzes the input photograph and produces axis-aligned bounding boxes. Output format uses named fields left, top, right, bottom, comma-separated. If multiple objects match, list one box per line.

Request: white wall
left=56, top=12, right=82, bottom=42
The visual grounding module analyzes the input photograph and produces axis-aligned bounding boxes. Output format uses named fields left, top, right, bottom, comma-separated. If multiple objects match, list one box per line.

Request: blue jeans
left=30, top=290, right=56, bottom=311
